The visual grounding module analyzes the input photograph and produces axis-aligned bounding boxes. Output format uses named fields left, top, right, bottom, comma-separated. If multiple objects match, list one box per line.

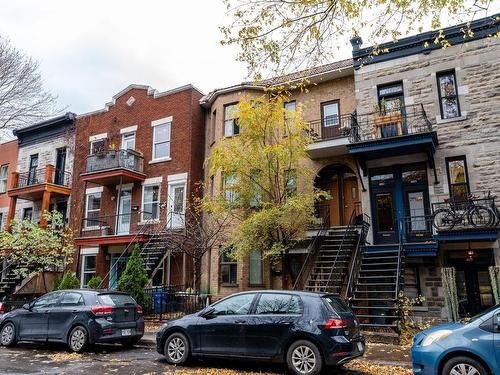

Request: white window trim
left=151, top=120, right=172, bottom=163
left=84, top=191, right=102, bottom=230
left=120, top=125, right=138, bottom=134
left=89, top=133, right=107, bottom=142
left=167, top=174, right=188, bottom=229
left=80, top=247, right=99, bottom=255
left=141, top=183, right=161, bottom=223
left=167, top=172, right=188, bottom=183
left=151, top=116, right=173, bottom=127
left=142, top=176, right=163, bottom=185
left=115, top=183, right=134, bottom=190
left=121, top=131, right=136, bottom=150
left=80, top=254, right=97, bottom=288
left=0, top=164, right=8, bottom=193
left=86, top=186, right=103, bottom=194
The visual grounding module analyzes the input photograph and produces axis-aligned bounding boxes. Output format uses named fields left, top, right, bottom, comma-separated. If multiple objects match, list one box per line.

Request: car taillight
left=91, top=305, right=114, bottom=316
left=135, top=305, right=143, bottom=314
left=324, top=319, right=349, bottom=329
left=0, top=303, right=5, bottom=314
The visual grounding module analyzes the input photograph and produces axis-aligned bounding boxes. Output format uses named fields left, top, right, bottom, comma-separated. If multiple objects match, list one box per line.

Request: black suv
left=0, top=290, right=144, bottom=352
left=156, top=290, right=364, bottom=375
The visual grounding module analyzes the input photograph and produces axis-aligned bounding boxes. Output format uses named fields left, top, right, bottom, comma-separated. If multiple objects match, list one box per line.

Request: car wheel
left=121, top=338, right=141, bottom=348
left=0, top=322, right=16, bottom=347
left=286, top=340, right=323, bottom=375
left=442, top=356, right=488, bottom=375
left=68, top=326, right=88, bottom=353
left=163, top=332, right=190, bottom=365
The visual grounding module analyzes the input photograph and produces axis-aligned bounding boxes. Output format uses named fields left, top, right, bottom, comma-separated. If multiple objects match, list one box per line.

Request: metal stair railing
left=321, top=209, right=357, bottom=293
left=344, top=214, right=370, bottom=299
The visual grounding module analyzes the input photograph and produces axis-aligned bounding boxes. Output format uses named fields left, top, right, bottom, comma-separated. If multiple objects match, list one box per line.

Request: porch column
left=39, top=190, right=51, bottom=228
left=5, top=171, right=19, bottom=232
left=45, top=164, right=55, bottom=184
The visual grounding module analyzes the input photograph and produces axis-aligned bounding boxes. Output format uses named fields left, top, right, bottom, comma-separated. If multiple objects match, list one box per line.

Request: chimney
left=350, top=36, right=363, bottom=52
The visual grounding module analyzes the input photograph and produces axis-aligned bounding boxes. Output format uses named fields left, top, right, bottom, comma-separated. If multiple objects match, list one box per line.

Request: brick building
left=71, top=84, right=205, bottom=289
left=0, top=140, right=18, bottom=230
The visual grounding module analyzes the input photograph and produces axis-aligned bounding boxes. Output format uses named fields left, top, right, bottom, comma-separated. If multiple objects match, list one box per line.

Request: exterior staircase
left=349, top=245, right=405, bottom=342
left=304, top=227, right=360, bottom=294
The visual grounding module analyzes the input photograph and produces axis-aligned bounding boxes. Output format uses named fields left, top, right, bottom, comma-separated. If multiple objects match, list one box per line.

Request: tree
left=56, top=272, right=79, bottom=290
left=220, top=0, right=496, bottom=78
left=204, top=94, right=326, bottom=263
left=116, top=243, right=149, bottom=306
left=0, top=211, right=76, bottom=291
left=0, top=37, right=57, bottom=131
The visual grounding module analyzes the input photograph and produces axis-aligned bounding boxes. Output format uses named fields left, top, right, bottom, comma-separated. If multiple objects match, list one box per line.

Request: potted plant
left=373, top=99, right=403, bottom=136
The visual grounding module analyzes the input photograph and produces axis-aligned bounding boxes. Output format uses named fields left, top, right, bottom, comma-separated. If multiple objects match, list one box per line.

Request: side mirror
left=22, top=303, right=30, bottom=310
left=199, top=307, right=215, bottom=318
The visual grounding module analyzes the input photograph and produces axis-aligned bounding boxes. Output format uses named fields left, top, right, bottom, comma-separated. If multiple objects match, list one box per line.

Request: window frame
left=84, top=191, right=102, bottom=229
left=23, top=207, right=33, bottom=221
left=152, top=121, right=172, bottom=161
left=223, top=172, right=238, bottom=203
left=254, top=292, right=303, bottom=315
left=210, top=109, right=217, bottom=145
left=220, top=249, right=238, bottom=285
left=223, top=102, right=240, bottom=137
left=436, top=69, right=461, bottom=119
left=0, top=164, right=8, bottom=193
left=248, top=249, right=263, bottom=285
left=80, top=254, right=97, bottom=288
left=377, top=81, right=404, bottom=114
left=121, top=131, right=136, bottom=151
left=321, top=100, right=340, bottom=127
left=445, top=155, right=470, bottom=202
left=141, top=183, right=161, bottom=222
left=90, top=139, right=106, bottom=155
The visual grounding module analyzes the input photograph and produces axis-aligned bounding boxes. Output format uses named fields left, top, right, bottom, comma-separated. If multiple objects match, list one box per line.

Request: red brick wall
left=0, top=140, right=18, bottom=209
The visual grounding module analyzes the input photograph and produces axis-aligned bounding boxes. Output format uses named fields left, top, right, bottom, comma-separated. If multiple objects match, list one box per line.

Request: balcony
left=347, top=104, right=438, bottom=166
left=431, top=192, right=500, bottom=242
left=8, top=165, right=71, bottom=201
left=306, top=114, right=354, bottom=158
left=81, top=149, right=146, bottom=185
left=75, top=211, right=156, bottom=246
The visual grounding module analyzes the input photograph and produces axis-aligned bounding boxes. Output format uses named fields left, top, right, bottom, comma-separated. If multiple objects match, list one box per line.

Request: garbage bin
left=153, top=291, right=163, bottom=314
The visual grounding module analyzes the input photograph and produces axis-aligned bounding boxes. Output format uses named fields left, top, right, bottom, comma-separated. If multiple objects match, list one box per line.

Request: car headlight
left=420, top=330, right=453, bottom=346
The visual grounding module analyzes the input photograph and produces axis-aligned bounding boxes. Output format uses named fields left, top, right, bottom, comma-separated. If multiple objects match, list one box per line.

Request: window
left=0, top=165, right=7, bottom=193
left=249, top=250, right=262, bottom=285
left=60, top=292, right=85, bottom=307
left=211, top=293, right=255, bottom=316
left=378, top=82, right=404, bottom=113
left=224, top=103, right=239, bottom=137
left=32, top=292, right=61, bottom=310
left=446, top=156, right=469, bottom=201
left=121, top=132, right=136, bottom=150
left=142, top=184, right=160, bottom=221
left=85, top=192, right=101, bottom=228
left=404, top=267, right=422, bottom=299
left=255, top=294, right=302, bottom=315
left=28, top=154, right=39, bottom=185
left=210, top=110, right=217, bottom=144
left=249, top=170, right=262, bottom=208
left=321, top=101, right=340, bottom=127
left=284, top=101, right=296, bottom=113
left=437, top=70, right=460, bottom=119
left=223, top=173, right=238, bottom=203
left=220, top=249, right=237, bottom=284
left=81, top=255, right=96, bottom=288
left=23, top=207, right=33, bottom=220
left=152, top=122, right=171, bottom=160
left=90, top=139, right=106, bottom=155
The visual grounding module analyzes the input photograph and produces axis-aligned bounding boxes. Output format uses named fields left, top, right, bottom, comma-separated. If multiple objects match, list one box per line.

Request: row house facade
left=199, top=14, right=500, bottom=338
left=70, top=84, right=205, bottom=290
left=0, top=140, right=18, bottom=231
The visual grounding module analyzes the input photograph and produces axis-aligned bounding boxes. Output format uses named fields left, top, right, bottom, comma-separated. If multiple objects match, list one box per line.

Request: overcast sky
left=0, top=1, right=498, bottom=119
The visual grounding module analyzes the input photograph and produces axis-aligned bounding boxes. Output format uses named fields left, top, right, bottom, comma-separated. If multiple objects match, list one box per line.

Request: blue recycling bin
left=153, top=291, right=163, bottom=314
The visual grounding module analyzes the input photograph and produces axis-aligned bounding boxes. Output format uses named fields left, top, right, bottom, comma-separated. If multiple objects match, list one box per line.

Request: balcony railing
left=80, top=211, right=156, bottom=238
left=13, top=166, right=71, bottom=189
left=349, top=104, right=432, bottom=143
left=308, top=114, right=355, bottom=141
left=86, top=149, right=144, bottom=174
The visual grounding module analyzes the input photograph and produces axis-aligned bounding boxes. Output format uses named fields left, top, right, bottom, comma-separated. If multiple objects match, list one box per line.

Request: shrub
left=86, top=276, right=102, bottom=289
left=56, top=272, right=79, bottom=290
left=116, top=243, right=149, bottom=306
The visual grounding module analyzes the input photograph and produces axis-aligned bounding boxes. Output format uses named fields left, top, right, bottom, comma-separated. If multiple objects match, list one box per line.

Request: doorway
left=168, top=182, right=186, bottom=228
left=447, top=249, right=495, bottom=317
left=54, top=147, right=67, bottom=185
left=315, top=165, right=360, bottom=227
left=116, top=187, right=132, bottom=234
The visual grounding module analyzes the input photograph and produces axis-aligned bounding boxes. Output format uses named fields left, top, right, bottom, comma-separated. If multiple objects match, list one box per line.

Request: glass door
left=110, top=254, right=128, bottom=289
left=116, top=188, right=132, bottom=234
left=370, top=169, right=397, bottom=244
left=168, top=183, right=186, bottom=228
left=54, top=147, right=67, bottom=185
left=28, top=154, right=39, bottom=185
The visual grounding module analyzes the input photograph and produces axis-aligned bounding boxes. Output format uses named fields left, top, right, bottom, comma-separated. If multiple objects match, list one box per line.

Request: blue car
left=412, top=304, right=500, bottom=375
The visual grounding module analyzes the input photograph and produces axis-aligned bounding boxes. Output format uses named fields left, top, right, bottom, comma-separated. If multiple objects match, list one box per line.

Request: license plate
left=357, top=342, right=364, bottom=352
left=121, top=329, right=132, bottom=336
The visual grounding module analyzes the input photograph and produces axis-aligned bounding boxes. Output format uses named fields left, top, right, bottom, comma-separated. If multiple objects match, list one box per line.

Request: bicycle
left=432, top=194, right=495, bottom=231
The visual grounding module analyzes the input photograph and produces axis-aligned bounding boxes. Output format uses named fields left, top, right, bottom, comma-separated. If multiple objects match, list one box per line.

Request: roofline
left=352, top=13, right=500, bottom=68
left=13, top=112, right=76, bottom=137
left=200, top=61, right=353, bottom=108
left=77, top=83, right=205, bottom=118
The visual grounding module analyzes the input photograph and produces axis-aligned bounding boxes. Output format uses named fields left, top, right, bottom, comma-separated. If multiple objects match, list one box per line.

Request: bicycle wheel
left=433, top=209, right=455, bottom=231
left=468, top=206, right=494, bottom=228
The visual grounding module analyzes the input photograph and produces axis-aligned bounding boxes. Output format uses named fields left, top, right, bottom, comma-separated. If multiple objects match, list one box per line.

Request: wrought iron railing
left=14, top=167, right=71, bottom=189
left=402, top=209, right=434, bottom=241
left=143, top=286, right=209, bottom=319
left=86, top=149, right=144, bottom=174
left=314, top=201, right=331, bottom=228
left=349, top=104, right=433, bottom=143
left=308, top=113, right=355, bottom=141
left=80, top=211, right=155, bottom=237
left=345, top=214, right=370, bottom=299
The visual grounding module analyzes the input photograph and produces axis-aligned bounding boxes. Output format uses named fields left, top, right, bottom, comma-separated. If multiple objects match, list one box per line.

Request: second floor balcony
left=306, top=114, right=354, bottom=159
left=81, top=149, right=146, bottom=185
left=347, top=104, right=438, bottom=162
left=8, top=165, right=71, bottom=201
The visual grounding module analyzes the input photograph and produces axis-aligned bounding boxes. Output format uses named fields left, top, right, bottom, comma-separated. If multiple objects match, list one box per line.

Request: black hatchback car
left=0, top=289, right=144, bottom=352
left=156, top=290, right=364, bottom=375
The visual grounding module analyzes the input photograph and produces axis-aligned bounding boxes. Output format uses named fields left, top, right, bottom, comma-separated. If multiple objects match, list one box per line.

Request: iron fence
left=143, top=286, right=209, bottom=320
left=308, top=114, right=354, bottom=141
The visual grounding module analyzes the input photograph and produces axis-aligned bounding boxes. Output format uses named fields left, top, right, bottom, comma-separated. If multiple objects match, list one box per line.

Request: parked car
left=156, top=290, right=364, bottom=375
left=412, top=304, right=500, bottom=375
left=0, top=289, right=144, bottom=352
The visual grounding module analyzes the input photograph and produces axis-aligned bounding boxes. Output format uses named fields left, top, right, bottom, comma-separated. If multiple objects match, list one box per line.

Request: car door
left=199, top=293, right=256, bottom=356
left=48, top=292, right=85, bottom=341
left=245, top=293, right=303, bottom=358
left=494, top=312, right=500, bottom=373
left=18, top=292, right=61, bottom=340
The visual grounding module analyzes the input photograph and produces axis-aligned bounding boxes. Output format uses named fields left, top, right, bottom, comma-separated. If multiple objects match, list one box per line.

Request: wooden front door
left=343, top=173, right=359, bottom=222
left=328, top=174, right=341, bottom=226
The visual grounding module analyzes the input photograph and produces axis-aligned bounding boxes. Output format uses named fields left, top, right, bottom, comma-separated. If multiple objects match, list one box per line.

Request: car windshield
left=465, top=304, right=500, bottom=324
left=98, top=293, right=136, bottom=306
